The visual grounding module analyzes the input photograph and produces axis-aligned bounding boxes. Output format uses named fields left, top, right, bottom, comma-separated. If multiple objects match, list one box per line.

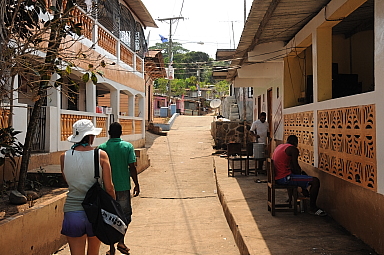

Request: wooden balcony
left=136, top=57, right=143, bottom=73
left=71, top=8, right=94, bottom=40
left=98, top=27, right=117, bottom=56
left=121, top=44, right=134, bottom=66
left=69, top=6, right=143, bottom=74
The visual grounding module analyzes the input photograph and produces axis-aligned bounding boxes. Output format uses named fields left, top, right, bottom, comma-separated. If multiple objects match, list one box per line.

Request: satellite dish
left=210, top=99, right=222, bottom=108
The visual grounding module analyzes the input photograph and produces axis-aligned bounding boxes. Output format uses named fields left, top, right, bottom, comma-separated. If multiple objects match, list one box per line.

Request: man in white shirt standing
left=250, top=112, right=270, bottom=170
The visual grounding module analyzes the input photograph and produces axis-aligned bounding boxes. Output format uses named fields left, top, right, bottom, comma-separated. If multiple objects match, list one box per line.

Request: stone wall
left=211, top=121, right=253, bottom=150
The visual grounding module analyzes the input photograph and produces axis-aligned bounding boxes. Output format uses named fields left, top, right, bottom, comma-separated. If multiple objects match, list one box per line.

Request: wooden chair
left=227, top=143, right=246, bottom=177
left=267, top=158, right=299, bottom=216
left=246, top=142, right=257, bottom=176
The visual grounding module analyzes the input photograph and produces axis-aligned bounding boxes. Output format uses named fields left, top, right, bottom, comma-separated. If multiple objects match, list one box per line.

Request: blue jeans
left=276, top=174, right=313, bottom=189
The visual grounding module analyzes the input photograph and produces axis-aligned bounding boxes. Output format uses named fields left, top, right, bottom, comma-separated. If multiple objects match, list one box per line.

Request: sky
left=141, top=0, right=253, bottom=59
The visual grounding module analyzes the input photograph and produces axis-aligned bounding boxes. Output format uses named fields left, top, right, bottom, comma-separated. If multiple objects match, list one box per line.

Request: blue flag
left=159, top=34, right=168, bottom=43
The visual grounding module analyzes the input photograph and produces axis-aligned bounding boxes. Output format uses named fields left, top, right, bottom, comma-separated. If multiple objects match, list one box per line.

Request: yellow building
left=215, top=0, right=384, bottom=253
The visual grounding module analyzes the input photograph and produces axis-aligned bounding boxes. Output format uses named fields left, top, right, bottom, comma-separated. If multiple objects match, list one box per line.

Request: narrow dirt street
left=121, top=115, right=238, bottom=254
left=56, top=115, right=239, bottom=254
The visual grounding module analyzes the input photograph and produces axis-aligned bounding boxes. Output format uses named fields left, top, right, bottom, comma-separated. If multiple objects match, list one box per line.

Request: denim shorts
left=116, top=190, right=132, bottom=225
left=61, top=211, right=94, bottom=237
left=276, top=174, right=313, bottom=189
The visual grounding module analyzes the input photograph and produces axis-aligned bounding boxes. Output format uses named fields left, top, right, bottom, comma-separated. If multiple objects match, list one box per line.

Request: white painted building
left=2, top=0, right=157, bottom=168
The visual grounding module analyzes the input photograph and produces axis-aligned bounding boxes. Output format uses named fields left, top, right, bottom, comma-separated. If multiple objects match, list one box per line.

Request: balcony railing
left=60, top=112, right=143, bottom=146
left=60, top=114, right=93, bottom=141
left=134, top=120, right=142, bottom=134
left=120, top=119, right=133, bottom=135
left=121, top=44, right=134, bottom=67
left=71, top=7, right=93, bottom=40
left=136, top=57, right=143, bottom=73
left=98, top=27, right=117, bottom=56
left=71, top=6, right=144, bottom=74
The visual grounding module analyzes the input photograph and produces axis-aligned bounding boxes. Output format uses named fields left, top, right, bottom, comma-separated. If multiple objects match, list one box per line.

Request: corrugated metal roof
left=225, top=0, right=332, bottom=79
left=145, top=50, right=166, bottom=79
left=216, top=49, right=236, bottom=61
left=332, top=0, right=373, bottom=37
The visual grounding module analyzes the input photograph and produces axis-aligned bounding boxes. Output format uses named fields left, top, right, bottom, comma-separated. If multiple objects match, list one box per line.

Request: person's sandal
left=309, top=208, right=327, bottom=217
left=117, top=243, right=130, bottom=254
left=254, top=179, right=267, bottom=183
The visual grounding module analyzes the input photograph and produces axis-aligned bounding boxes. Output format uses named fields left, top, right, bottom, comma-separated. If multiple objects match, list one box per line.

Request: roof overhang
left=225, top=0, right=332, bottom=81
left=123, top=0, right=158, bottom=28
left=212, top=49, right=236, bottom=80
left=215, top=49, right=236, bottom=61
left=212, top=66, right=231, bottom=80
left=145, top=50, right=166, bottom=79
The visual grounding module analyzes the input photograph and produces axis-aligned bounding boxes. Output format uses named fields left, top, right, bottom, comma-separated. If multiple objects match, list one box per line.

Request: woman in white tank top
left=60, top=119, right=115, bottom=255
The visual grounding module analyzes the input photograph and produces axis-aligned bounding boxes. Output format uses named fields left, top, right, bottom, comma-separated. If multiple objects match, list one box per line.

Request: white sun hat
left=67, top=119, right=102, bottom=143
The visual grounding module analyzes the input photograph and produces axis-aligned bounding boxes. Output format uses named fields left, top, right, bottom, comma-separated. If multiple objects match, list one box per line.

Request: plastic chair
left=267, top=158, right=299, bottom=216
left=226, top=143, right=246, bottom=177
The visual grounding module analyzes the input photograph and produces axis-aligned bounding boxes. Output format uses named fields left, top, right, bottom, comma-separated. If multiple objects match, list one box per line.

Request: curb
left=213, top=158, right=250, bottom=255
left=153, top=113, right=179, bottom=131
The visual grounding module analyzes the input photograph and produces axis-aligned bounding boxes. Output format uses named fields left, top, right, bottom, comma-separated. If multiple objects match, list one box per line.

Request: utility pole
left=220, top=20, right=239, bottom=48
left=244, top=0, right=247, bottom=25
left=157, top=17, right=184, bottom=117
left=197, top=67, right=201, bottom=115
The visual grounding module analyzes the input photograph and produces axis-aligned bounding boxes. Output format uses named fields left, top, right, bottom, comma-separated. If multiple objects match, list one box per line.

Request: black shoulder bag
left=82, top=149, right=128, bottom=245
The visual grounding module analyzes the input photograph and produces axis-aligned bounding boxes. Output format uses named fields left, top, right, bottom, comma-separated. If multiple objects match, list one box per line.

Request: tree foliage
left=214, top=80, right=230, bottom=97
left=149, top=42, right=189, bottom=63
left=149, top=42, right=213, bottom=81
left=1, top=0, right=106, bottom=193
left=149, top=42, right=231, bottom=98
left=175, top=51, right=211, bottom=81
left=154, top=78, right=187, bottom=97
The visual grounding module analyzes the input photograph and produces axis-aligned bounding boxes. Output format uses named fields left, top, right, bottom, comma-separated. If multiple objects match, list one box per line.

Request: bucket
left=253, top=143, right=265, bottom=159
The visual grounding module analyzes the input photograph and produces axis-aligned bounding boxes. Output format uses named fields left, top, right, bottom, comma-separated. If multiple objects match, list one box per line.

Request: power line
left=173, top=0, right=185, bottom=35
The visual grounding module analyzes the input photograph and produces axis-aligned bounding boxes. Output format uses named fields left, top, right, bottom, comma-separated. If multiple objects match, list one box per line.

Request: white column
left=128, top=95, right=135, bottom=117
left=110, top=89, right=120, bottom=122
left=11, top=75, right=27, bottom=144
left=116, top=40, right=121, bottom=65
left=85, top=79, right=96, bottom=113
left=93, top=22, right=98, bottom=44
left=47, top=73, right=60, bottom=107
left=46, top=73, right=61, bottom=152
left=139, top=95, right=144, bottom=118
